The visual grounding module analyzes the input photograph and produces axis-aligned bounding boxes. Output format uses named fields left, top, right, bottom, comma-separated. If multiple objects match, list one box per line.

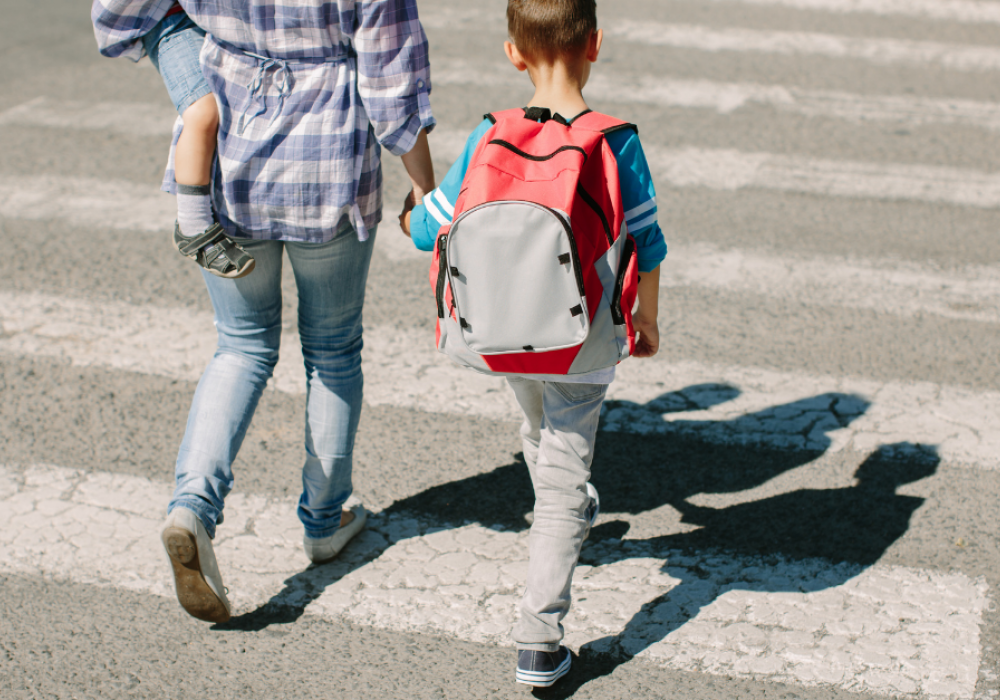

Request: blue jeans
left=141, top=12, right=211, bottom=115
left=169, top=223, right=376, bottom=539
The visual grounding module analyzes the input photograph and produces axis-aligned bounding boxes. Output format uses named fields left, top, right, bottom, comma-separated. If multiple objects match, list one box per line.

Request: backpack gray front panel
left=447, top=201, right=589, bottom=354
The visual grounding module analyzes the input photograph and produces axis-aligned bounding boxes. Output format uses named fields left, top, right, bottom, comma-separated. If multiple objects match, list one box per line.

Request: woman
left=97, top=0, right=436, bottom=623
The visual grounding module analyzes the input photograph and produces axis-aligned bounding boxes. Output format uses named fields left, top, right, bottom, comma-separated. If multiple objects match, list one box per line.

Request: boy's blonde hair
left=507, top=0, right=597, bottom=60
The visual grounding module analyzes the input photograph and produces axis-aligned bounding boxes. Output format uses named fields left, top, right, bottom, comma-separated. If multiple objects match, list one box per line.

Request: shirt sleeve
left=409, top=119, right=492, bottom=251
left=606, top=129, right=667, bottom=273
left=351, top=0, right=436, bottom=157
left=91, top=0, right=175, bottom=61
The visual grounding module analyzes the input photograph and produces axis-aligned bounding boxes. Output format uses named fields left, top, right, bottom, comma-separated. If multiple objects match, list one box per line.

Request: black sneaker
left=516, top=647, right=572, bottom=687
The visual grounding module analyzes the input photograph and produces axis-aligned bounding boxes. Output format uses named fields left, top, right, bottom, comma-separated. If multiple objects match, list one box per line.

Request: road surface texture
left=1, top=0, right=999, bottom=698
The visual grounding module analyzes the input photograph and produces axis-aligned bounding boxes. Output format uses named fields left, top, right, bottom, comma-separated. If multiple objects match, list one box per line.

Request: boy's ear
left=587, top=28, right=604, bottom=63
left=504, top=41, right=529, bottom=72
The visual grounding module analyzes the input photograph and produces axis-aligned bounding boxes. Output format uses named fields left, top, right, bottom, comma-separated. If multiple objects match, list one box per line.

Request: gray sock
left=176, top=183, right=215, bottom=238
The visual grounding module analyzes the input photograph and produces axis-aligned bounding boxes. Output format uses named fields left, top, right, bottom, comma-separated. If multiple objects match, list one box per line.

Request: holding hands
left=399, top=129, right=434, bottom=238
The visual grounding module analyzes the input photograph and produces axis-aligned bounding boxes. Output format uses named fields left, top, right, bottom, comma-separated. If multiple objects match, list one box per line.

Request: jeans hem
left=515, top=642, right=562, bottom=652
left=168, top=499, right=218, bottom=539
left=176, top=84, right=213, bottom=118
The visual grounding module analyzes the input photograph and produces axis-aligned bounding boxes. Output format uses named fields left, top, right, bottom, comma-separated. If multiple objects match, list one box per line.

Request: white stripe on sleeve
left=424, top=194, right=450, bottom=227
left=630, top=211, right=658, bottom=231
left=433, top=188, right=455, bottom=217
left=623, top=198, right=656, bottom=223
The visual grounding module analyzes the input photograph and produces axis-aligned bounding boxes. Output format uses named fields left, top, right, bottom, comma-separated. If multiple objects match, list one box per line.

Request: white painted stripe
left=663, top=242, right=1000, bottom=324
left=588, top=74, right=1000, bottom=130
left=0, top=175, right=174, bottom=232
left=422, top=8, right=1000, bottom=72
left=420, top=1, right=1000, bottom=28
left=2, top=291, right=1000, bottom=468
left=435, top=65, right=1000, bottom=132
left=695, top=0, right=1000, bottom=25
left=623, top=197, right=657, bottom=222
left=0, top=97, right=176, bottom=136
left=609, top=21, right=1000, bottom=73
left=648, top=146, right=1000, bottom=208
left=3, top=147, right=995, bottom=240
left=433, top=187, right=455, bottom=217
left=429, top=127, right=1000, bottom=210
left=0, top=462, right=986, bottom=700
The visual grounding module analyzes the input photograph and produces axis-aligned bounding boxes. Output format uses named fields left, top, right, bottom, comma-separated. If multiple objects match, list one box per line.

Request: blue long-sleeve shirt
left=409, top=116, right=667, bottom=272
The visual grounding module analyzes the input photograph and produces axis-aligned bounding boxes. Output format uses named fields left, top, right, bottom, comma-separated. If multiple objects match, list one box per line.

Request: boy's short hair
left=507, top=0, right=597, bottom=60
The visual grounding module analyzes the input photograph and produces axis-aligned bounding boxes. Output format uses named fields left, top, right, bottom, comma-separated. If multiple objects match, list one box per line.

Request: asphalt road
left=1, top=0, right=999, bottom=698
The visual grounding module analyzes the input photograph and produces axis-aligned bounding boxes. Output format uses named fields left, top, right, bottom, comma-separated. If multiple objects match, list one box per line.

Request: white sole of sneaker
left=515, top=653, right=572, bottom=687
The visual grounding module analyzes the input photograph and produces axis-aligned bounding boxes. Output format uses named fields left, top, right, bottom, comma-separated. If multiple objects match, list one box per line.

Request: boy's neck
left=525, top=59, right=590, bottom=121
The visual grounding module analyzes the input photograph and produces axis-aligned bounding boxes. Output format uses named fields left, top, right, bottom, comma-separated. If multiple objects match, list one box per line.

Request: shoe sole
left=210, top=256, right=255, bottom=280
left=173, top=230, right=255, bottom=280
left=162, top=526, right=231, bottom=623
left=515, top=654, right=572, bottom=687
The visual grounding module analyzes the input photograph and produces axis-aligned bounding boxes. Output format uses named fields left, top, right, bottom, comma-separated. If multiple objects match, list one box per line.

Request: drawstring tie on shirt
left=233, top=47, right=369, bottom=241
left=236, top=52, right=293, bottom=135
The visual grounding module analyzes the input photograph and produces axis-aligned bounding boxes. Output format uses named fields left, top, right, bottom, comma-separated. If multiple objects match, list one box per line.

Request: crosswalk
left=1, top=0, right=998, bottom=697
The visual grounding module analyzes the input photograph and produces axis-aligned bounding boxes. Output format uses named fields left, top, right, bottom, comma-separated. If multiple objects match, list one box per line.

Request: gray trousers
left=506, top=377, right=608, bottom=651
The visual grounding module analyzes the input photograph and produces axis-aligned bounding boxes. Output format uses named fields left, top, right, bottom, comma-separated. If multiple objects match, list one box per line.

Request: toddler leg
left=174, top=95, right=219, bottom=237
left=508, top=380, right=607, bottom=651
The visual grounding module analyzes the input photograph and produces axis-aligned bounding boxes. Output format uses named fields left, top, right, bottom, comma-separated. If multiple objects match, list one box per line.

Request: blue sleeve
left=409, top=118, right=493, bottom=252
left=606, top=130, right=667, bottom=273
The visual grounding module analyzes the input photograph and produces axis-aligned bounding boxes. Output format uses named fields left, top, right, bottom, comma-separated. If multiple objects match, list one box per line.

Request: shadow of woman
left=213, top=385, right=874, bottom=641
left=541, top=442, right=940, bottom=699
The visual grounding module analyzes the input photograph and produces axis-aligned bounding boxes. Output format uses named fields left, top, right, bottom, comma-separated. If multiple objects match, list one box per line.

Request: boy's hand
left=399, top=190, right=416, bottom=237
left=632, top=309, right=660, bottom=358
left=632, top=265, right=661, bottom=359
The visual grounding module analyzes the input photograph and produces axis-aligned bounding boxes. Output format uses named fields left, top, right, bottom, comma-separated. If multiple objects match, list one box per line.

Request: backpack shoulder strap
left=484, top=108, right=530, bottom=125
left=570, top=111, right=639, bottom=136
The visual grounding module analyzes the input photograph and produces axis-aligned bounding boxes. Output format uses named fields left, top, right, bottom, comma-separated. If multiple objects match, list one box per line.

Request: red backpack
left=430, top=107, right=640, bottom=376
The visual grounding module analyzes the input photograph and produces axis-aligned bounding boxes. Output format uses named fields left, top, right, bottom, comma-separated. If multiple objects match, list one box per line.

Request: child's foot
left=583, top=482, right=600, bottom=541
left=174, top=221, right=255, bottom=279
left=516, top=647, right=572, bottom=687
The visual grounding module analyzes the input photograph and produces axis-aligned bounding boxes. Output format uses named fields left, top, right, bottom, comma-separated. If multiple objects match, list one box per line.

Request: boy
left=92, top=0, right=254, bottom=278
left=401, top=0, right=666, bottom=686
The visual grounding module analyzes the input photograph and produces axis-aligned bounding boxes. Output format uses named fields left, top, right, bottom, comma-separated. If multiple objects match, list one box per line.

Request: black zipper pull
left=436, top=235, right=449, bottom=319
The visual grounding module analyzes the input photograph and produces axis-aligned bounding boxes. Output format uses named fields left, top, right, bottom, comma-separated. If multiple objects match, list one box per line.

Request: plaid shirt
left=92, top=0, right=435, bottom=242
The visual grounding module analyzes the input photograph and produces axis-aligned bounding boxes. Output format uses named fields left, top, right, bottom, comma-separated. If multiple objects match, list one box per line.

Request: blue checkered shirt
left=92, top=0, right=436, bottom=242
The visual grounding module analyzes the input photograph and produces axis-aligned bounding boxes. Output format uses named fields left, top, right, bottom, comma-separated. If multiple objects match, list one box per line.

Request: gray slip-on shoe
left=161, top=507, right=232, bottom=623
left=303, top=503, right=367, bottom=565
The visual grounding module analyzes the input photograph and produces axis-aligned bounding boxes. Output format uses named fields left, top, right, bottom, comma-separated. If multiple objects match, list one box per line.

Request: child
left=92, top=1, right=254, bottom=278
left=401, top=0, right=666, bottom=686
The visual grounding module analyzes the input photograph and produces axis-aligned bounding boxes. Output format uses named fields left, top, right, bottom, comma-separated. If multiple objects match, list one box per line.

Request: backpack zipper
left=543, top=205, right=586, bottom=299
left=611, top=236, right=636, bottom=326
left=575, top=185, right=614, bottom=247
left=436, top=234, right=449, bottom=319
left=487, top=140, right=588, bottom=163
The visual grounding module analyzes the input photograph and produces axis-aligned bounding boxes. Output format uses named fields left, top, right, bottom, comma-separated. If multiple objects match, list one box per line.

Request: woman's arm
left=400, top=129, right=435, bottom=205
left=353, top=0, right=436, bottom=157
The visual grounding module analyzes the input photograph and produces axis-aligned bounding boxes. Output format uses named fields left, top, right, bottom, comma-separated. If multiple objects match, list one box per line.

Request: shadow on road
left=213, top=384, right=938, bottom=698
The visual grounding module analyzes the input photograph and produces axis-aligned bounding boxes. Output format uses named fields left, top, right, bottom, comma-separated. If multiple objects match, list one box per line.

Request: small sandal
left=174, top=221, right=255, bottom=279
